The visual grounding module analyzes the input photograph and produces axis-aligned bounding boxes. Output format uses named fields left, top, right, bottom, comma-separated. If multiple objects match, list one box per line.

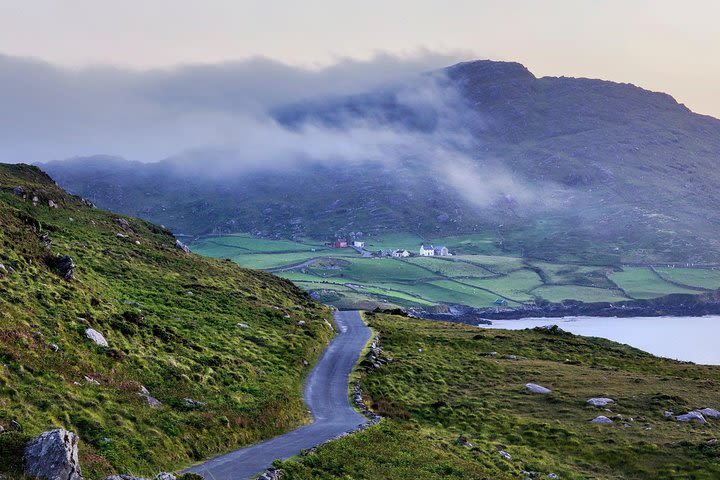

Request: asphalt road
left=185, top=310, right=371, bottom=479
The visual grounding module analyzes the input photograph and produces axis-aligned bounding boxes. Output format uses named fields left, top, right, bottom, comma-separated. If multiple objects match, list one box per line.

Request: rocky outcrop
left=139, top=385, right=161, bottom=407
left=175, top=239, right=191, bottom=254
left=591, top=416, right=614, bottom=424
left=587, top=398, right=614, bottom=407
left=24, top=429, right=82, bottom=480
left=698, top=408, right=720, bottom=418
left=50, top=255, right=75, bottom=280
left=525, top=383, right=551, bottom=394
left=85, top=328, right=109, bottom=347
left=257, top=468, right=283, bottom=480
left=675, top=411, right=707, bottom=424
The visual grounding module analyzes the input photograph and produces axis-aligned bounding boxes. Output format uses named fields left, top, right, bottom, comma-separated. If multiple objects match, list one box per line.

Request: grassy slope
left=0, top=164, right=333, bottom=478
left=278, top=313, right=720, bottom=479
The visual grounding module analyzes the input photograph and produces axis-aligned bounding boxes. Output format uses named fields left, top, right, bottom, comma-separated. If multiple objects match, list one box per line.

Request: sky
left=1, top=0, right=718, bottom=117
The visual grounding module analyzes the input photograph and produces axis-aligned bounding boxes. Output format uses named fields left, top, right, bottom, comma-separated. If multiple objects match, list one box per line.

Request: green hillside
left=277, top=313, right=720, bottom=479
left=0, top=164, right=333, bottom=478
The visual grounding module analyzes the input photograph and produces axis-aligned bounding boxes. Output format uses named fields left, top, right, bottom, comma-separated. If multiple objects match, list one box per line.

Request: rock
left=498, top=450, right=512, bottom=460
left=116, top=233, right=127, bottom=238
left=675, top=411, right=707, bottom=424
left=237, top=323, right=250, bottom=328
left=455, top=435, right=473, bottom=448
left=12, top=186, right=25, bottom=197
left=115, top=218, right=132, bottom=231
left=664, top=411, right=674, bottom=418
left=53, top=255, right=75, bottom=280
left=548, top=474, right=559, bottom=479
left=0, top=264, right=7, bottom=275
left=175, top=239, right=191, bottom=254
left=50, top=343, right=59, bottom=352
left=84, top=376, right=100, bottom=386
left=591, top=416, right=613, bottom=424
left=104, top=475, right=148, bottom=480
left=139, top=385, right=161, bottom=407
left=155, top=473, right=176, bottom=480
left=0, top=425, right=4, bottom=433
left=48, top=200, right=58, bottom=208
left=258, top=468, right=283, bottom=480
left=184, top=398, right=205, bottom=407
left=296, top=320, right=306, bottom=326
left=23, top=428, right=82, bottom=480
left=587, top=397, right=614, bottom=407
left=85, top=328, right=109, bottom=347
left=525, top=383, right=551, bottom=394
left=698, top=408, right=720, bottom=418
left=10, top=420, right=22, bottom=431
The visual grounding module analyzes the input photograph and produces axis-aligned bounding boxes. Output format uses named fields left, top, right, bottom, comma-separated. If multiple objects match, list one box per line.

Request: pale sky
left=0, top=0, right=719, bottom=116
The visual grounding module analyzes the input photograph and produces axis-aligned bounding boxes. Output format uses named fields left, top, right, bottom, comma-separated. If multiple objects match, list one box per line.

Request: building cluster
left=328, top=238, right=451, bottom=258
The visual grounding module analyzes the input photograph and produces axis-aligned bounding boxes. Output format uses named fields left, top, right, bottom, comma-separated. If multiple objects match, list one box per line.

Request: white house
left=353, top=240, right=365, bottom=248
left=419, top=245, right=435, bottom=256
left=392, top=249, right=410, bottom=258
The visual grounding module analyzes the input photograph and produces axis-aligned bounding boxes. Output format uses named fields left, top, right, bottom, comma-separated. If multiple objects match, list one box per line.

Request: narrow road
left=185, top=310, right=371, bottom=479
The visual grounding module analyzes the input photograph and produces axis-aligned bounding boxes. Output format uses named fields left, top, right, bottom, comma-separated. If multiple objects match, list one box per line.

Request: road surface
left=185, top=310, right=371, bottom=479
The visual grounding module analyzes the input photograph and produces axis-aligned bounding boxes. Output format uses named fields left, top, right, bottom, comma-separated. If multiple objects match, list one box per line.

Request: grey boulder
left=675, top=411, right=707, bottom=424
left=85, top=328, right=109, bottom=347
left=24, top=428, right=82, bottom=480
left=525, top=383, right=551, bottom=394
left=587, top=397, right=614, bottom=407
left=698, top=408, right=720, bottom=418
left=590, top=416, right=614, bottom=424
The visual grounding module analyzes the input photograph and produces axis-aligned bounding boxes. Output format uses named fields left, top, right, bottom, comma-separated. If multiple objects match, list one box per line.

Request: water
left=479, top=315, right=720, bottom=365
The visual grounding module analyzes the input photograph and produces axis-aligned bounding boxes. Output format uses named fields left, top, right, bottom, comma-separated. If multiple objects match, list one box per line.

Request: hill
left=276, top=312, right=720, bottom=479
left=0, top=164, right=333, bottom=478
left=42, top=59, right=720, bottom=264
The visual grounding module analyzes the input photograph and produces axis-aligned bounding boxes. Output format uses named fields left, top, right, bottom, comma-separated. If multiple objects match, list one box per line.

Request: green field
left=276, top=313, right=720, bottom=479
left=609, top=267, right=703, bottom=299
left=191, top=234, right=720, bottom=310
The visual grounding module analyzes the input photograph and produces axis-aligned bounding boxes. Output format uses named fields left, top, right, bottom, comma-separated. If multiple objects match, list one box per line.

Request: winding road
left=186, top=310, right=371, bottom=479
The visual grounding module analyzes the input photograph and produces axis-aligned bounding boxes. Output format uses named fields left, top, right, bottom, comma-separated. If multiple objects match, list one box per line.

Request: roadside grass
left=277, top=313, right=720, bottom=479
left=609, top=267, right=702, bottom=299
left=0, top=164, right=334, bottom=478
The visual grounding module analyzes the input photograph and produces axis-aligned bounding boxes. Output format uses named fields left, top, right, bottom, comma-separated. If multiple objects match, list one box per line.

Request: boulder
left=525, top=383, right=551, bottom=394
left=139, top=385, right=161, bottom=407
left=85, top=328, right=109, bottom=347
left=104, top=475, right=148, bottom=480
left=675, top=411, right=707, bottom=424
left=590, top=416, right=613, bottom=424
left=12, top=186, right=25, bottom=197
left=184, top=398, right=205, bottom=408
left=24, top=428, right=82, bottom=480
left=155, top=473, right=176, bottom=480
left=0, top=263, right=7, bottom=275
left=698, top=408, right=720, bottom=418
left=10, top=420, right=22, bottom=431
left=498, top=450, right=512, bottom=460
left=587, top=398, right=614, bottom=407
left=258, top=468, right=283, bottom=480
left=53, top=255, right=75, bottom=280
left=175, top=240, right=191, bottom=254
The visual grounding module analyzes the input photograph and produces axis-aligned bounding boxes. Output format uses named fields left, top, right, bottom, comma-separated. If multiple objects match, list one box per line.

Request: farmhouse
left=353, top=240, right=365, bottom=248
left=332, top=238, right=348, bottom=248
left=392, top=249, right=410, bottom=258
left=419, top=245, right=435, bottom=256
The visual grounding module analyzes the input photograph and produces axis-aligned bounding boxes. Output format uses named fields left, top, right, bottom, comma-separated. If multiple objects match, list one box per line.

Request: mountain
left=42, top=60, right=720, bottom=264
left=0, top=164, right=332, bottom=477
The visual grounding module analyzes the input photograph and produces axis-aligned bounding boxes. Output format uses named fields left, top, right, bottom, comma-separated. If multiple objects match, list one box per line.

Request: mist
left=0, top=50, right=546, bottom=209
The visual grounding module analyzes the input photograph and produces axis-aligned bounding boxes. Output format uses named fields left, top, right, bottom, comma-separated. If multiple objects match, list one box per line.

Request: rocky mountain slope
left=0, top=164, right=333, bottom=478
left=43, top=59, right=720, bottom=264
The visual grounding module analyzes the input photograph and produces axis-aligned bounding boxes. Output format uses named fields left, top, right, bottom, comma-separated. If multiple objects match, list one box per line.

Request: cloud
left=0, top=50, right=546, bottom=209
